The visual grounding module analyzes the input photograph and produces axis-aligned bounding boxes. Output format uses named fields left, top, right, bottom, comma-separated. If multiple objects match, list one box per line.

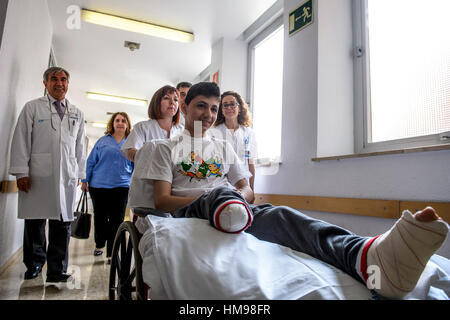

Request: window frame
left=352, top=0, right=450, bottom=154
left=247, top=14, right=284, bottom=164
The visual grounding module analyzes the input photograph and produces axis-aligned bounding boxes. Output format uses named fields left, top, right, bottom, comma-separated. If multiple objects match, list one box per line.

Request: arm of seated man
left=153, top=180, right=199, bottom=213
left=233, top=178, right=255, bottom=204
left=127, top=148, right=138, bottom=161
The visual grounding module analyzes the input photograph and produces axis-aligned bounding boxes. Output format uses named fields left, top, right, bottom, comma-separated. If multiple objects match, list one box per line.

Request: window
left=353, top=0, right=450, bottom=153
left=248, top=16, right=284, bottom=163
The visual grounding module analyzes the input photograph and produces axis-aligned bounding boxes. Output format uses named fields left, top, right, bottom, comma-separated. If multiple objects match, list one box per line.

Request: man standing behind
left=9, top=67, right=86, bottom=283
left=176, top=81, right=192, bottom=126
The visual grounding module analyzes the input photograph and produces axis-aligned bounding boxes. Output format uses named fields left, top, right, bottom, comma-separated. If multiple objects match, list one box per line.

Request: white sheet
left=138, top=215, right=450, bottom=300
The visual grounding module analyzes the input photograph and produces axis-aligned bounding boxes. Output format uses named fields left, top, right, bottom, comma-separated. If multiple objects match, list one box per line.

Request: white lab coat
left=9, top=95, right=86, bottom=221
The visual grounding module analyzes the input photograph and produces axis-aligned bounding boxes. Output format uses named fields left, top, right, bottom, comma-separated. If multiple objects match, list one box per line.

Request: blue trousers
left=173, top=186, right=369, bottom=283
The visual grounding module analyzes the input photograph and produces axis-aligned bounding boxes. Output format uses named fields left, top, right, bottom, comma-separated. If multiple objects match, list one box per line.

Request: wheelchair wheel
left=109, top=221, right=145, bottom=300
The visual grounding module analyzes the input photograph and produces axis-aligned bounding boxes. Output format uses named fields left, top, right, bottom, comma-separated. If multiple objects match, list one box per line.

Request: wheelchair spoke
left=126, top=238, right=133, bottom=261
left=109, top=221, right=144, bottom=300
left=123, top=268, right=136, bottom=288
left=120, top=233, right=127, bottom=262
left=114, top=255, right=121, bottom=276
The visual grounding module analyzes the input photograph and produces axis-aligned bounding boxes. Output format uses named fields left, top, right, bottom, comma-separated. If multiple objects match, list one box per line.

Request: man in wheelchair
left=142, top=81, right=448, bottom=300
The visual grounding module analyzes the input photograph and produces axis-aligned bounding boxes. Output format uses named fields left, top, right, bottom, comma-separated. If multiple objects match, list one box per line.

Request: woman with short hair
left=121, top=85, right=184, bottom=161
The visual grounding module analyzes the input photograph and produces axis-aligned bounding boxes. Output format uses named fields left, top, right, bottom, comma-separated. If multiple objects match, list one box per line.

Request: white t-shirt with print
left=209, top=124, right=258, bottom=165
left=145, top=131, right=251, bottom=199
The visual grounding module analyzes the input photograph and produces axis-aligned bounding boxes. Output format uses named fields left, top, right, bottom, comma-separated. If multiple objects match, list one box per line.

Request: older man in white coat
left=9, top=67, right=86, bottom=283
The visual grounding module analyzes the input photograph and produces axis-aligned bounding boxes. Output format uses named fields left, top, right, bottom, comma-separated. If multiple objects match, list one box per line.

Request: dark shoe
left=93, top=248, right=103, bottom=256
left=46, top=273, right=72, bottom=283
left=24, top=265, right=42, bottom=280
left=107, top=258, right=111, bottom=265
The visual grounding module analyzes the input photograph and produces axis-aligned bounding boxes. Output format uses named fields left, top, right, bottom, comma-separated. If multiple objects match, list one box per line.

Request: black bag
left=71, top=190, right=91, bottom=239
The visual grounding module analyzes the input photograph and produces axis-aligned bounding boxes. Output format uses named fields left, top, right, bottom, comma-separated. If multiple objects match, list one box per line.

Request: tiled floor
left=0, top=230, right=110, bottom=300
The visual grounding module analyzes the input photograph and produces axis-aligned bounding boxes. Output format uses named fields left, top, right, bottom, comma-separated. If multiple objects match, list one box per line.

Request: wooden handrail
left=0, top=180, right=18, bottom=193
left=254, top=194, right=450, bottom=221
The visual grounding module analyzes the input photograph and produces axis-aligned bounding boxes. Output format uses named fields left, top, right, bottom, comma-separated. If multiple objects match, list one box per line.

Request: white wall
left=0, top=0, right=53, bottom=268
left=254, top=0, right=450, bottom=257
left=220, top=38, right=247, bottom=99
left=317, top=0, right=354, bottom=157
left=0, top=0, right=7, bottom=50
left=210, top=37, right=248, bottom=100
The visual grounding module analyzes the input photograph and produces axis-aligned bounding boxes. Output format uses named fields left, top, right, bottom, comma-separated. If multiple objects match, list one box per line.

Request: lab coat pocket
left=30, top=153, right=52, bottom=177
left=68, top=156, right=78, bottom=179
left=69, top=116, right=80, bottom=137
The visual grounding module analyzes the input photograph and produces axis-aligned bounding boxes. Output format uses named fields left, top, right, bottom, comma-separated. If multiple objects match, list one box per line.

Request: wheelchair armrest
left=132, top=207, right=171, bottom=218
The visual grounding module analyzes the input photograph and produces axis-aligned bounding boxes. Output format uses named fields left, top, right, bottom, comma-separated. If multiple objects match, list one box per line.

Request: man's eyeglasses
left=222, top=102, right=239, bottom=109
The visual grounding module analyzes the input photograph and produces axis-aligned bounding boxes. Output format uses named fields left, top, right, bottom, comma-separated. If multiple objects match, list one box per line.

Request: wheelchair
left=108, top=207, right=168, bottom=300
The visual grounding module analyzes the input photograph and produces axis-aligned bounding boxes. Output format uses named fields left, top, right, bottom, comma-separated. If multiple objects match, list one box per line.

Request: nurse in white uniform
left=121, top=85, right=184, bottom=161
left=209, top=91, right=258, bottom=194
left=9, top=67, right=86, bottom=282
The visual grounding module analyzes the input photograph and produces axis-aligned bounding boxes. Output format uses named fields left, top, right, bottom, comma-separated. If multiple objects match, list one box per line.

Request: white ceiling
left=46, top=0, right=277, bottom=141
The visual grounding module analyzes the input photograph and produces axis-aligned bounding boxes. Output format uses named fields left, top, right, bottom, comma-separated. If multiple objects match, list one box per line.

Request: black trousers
left=23, top=217, right=71, bottom=276
left=88, top=187, right=129, bottom=257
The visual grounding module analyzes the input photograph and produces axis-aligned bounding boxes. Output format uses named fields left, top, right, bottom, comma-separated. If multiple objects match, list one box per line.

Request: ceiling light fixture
left=86, top=92, right=148, bottom=107
left=90, top=122, right=107, bottom=128
left=81, top=9, right=194, bottom=43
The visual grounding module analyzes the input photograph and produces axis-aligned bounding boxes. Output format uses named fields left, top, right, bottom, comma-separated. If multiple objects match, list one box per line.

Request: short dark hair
left=185, top=82, right=220, bottom=106
left=148, top=85, right=181, bottom=125
left=43, top=67, right=70, bottom=82
left=176, top=82, right=192, bottom=90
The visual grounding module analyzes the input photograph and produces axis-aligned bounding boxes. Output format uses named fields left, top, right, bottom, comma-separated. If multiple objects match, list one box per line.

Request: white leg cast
left=213, top=200, right=252, bottom=233
left=366, top=210, right=448, bottom=299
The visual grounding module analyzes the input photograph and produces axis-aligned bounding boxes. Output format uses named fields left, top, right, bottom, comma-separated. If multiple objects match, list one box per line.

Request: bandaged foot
left=213, top=200, right=253, bottom=233
left=363, top=207, right=448, bottom=299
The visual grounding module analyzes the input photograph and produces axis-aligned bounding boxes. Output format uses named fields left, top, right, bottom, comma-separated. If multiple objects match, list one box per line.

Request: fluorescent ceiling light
left=91, top=122, right=107, bottom=128
left=81, top=9, right=194, bottom=43
left=86, top=92, right=148, bottom=107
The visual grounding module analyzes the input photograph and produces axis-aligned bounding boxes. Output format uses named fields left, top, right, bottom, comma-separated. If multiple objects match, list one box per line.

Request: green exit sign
left=289, top=0, right=314, bottom=36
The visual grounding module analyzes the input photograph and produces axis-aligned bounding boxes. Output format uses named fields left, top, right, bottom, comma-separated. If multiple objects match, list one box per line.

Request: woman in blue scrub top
left=81, top=112, right=134, bottom=260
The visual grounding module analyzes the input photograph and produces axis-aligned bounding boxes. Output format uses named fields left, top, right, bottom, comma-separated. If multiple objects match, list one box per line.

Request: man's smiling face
left=182, top=95, right=220, bottom=136
left=44, top=71, right=69, bottom=101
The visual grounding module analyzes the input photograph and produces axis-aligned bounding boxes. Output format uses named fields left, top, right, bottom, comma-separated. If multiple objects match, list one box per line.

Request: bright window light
left=252, top=26, right=284, bottom=161
left=367, top=0, right=450, bottom=143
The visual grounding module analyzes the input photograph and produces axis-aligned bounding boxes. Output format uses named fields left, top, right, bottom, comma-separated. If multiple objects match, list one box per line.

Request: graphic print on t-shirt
left=177, top=151, right=223, bottom=182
